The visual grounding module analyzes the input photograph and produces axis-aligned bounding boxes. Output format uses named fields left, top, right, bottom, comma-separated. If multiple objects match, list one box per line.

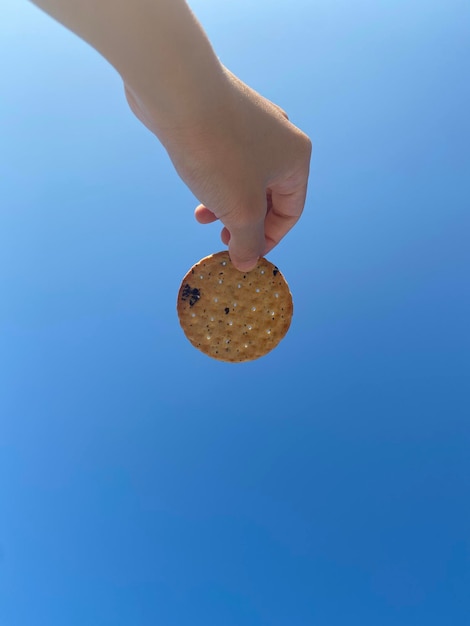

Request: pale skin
left=29, top=0, right=311, bottom=271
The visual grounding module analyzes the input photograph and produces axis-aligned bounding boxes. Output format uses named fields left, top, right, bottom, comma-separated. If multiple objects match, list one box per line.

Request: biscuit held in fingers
left=177, top=251, right=293, bottom=362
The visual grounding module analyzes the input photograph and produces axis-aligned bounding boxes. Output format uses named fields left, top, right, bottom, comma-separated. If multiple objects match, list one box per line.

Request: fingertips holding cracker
left=177, top=251, right=293, bottom=362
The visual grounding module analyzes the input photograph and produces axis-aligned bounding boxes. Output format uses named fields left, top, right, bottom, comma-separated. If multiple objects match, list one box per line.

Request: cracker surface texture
left=177, top=251, right=293, bottom=362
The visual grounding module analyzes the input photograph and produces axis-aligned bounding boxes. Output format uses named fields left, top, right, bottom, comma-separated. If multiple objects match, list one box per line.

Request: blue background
left=1, top=1, right=469, bottom=624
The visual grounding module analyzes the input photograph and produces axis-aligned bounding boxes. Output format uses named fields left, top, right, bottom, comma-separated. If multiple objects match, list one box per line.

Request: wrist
left=117, top=1, right=227, bottom=133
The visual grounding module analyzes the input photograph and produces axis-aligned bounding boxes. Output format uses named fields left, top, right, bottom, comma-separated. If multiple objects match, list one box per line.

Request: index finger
left=263, top=184, right=308, bottom=255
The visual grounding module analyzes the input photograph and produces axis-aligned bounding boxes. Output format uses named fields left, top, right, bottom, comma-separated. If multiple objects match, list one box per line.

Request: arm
left=29, top=0, right=311, bottom=271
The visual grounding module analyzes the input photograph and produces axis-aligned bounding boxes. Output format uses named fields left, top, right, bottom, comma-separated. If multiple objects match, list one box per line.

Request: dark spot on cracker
left=224, top=307, right=229, bottom=314
left=181, top=283, right=201, bottom=307
left=273, top=267, right=279, bottom=276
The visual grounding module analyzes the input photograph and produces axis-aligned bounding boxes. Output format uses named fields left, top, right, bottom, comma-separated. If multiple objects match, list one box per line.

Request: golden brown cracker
left=177, top=251, right=293, bottom=362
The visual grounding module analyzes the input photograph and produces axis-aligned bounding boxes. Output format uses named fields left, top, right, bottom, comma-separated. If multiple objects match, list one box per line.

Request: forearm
left=29, top=0, right=226, bottom=129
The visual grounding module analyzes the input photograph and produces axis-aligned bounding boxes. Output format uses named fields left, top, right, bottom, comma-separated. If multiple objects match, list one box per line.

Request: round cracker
left=177, top=251, right=293, bottom=362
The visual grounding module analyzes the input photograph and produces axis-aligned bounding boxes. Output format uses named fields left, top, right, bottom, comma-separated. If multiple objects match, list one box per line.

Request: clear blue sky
left=1, top=1, right=469, bottom=625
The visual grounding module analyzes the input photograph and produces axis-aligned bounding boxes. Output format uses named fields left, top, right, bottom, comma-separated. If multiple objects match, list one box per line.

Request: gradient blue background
left=1, top=1, right=469, bottom=624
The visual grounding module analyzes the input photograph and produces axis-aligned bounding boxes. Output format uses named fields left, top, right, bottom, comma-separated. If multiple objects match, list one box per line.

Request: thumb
left=223, top=199, right=266, bottom=272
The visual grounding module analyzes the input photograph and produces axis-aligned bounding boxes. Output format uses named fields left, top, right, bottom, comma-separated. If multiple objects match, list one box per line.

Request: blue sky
left=1, top=1, right=469, bottom=625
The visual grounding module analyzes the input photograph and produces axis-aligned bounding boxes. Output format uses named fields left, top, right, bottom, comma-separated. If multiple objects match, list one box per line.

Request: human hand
left=125, top=68, right=311, bottom=271
left=29, top=1, right=310, bottom=271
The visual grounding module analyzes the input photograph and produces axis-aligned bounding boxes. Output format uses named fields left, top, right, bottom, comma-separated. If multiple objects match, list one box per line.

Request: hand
left=125, top=68, right=311, bottom=271
left=29, top=1, right=310, bottom=271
